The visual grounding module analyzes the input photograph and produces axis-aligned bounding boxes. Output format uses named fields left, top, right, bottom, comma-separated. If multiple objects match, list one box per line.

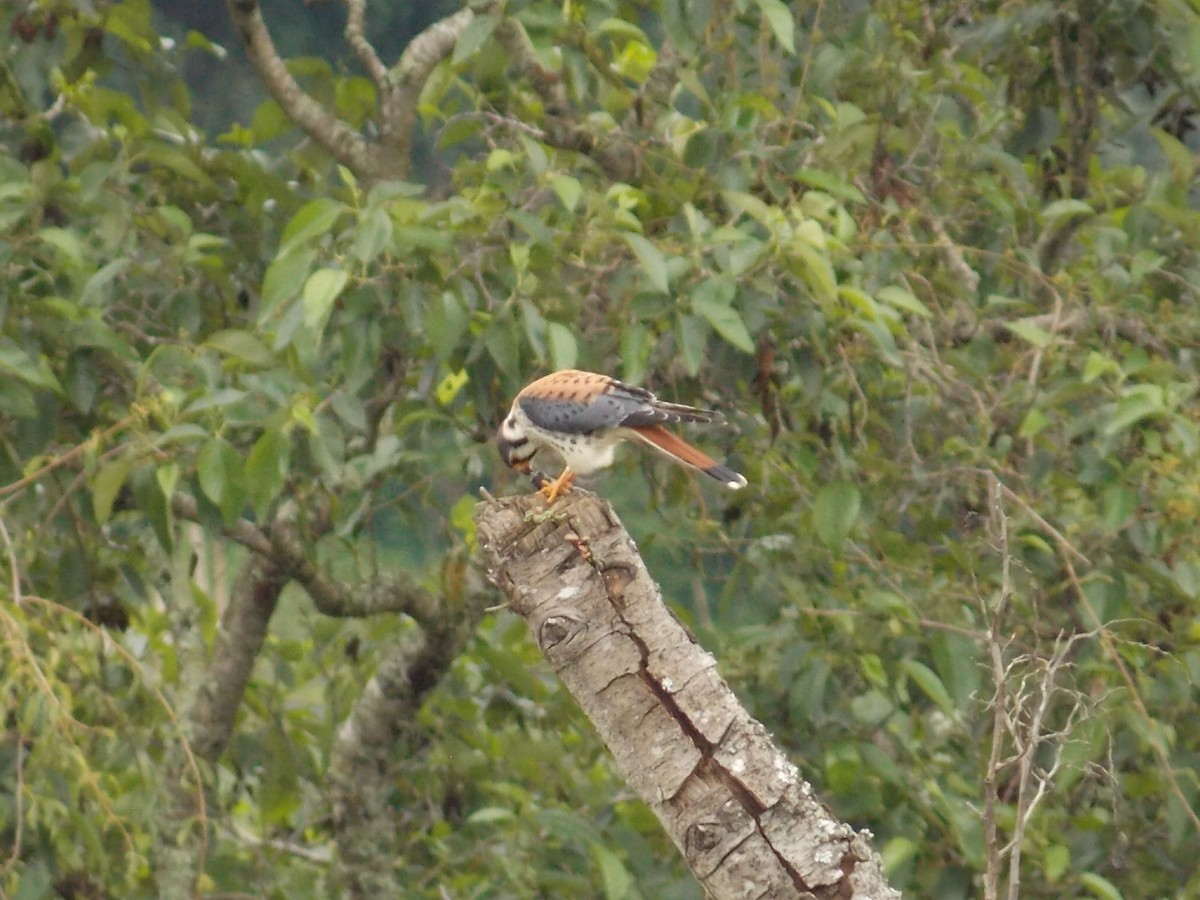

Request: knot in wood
left=538, top=614, right=586, bottom=652
left=684, top=820, right=722, bottom=856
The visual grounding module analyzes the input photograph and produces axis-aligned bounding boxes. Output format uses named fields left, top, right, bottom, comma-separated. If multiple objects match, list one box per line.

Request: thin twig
left=8, top=732, right=23, bottom=865
left=342, top=0, right=387, bottom=84
left=0, top=413, right=138, bottom=500
left=0, top=511, right=21, bottom=607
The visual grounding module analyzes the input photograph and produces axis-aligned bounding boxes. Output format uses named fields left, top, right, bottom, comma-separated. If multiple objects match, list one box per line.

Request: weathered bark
left=191, top=554, right=288, bottom=762
left=475, top=491, right=899, bottom=900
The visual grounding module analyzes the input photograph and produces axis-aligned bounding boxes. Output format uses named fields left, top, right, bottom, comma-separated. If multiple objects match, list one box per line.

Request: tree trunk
left=475, top=491, right=899, bottom=900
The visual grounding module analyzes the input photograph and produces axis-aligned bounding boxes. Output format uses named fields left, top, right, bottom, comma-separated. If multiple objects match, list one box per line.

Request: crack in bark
left=601, top=567, right=816, bottom=895
left=475, top=491, right=900, bottom=900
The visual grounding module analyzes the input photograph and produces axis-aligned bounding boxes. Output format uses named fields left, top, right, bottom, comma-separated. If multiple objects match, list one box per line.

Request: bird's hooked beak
left=497, top=414, right=536, bottom=474
left=497, top=434, right=533, bottom=474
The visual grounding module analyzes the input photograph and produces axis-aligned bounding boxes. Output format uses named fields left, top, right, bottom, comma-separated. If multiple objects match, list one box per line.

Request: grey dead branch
left=475, top=490, right=899, bottom=900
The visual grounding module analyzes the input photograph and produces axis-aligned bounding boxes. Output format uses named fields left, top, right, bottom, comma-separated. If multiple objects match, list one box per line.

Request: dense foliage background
left=2, top=0, right=1199, bottom=896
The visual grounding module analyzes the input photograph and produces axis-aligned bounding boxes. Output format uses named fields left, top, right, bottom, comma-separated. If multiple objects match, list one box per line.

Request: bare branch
left=383, top=8, right=475, bottom=158
left=267, top=514, right=443, bottom=621
left=342, top=0, right=387, bottom=85
left=0, top=509, right=22, bottom=607
left=476, top=490, right=899, bottom=900
left=190, top=554, right=288, bottom=762
left=171, top=492, right=442, bottom=620
left=225, top=0, right=399, bottom=179
left=171, top=493, right=274, bottom=557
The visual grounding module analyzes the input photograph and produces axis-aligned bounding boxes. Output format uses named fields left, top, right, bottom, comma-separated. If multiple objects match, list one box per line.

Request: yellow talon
left=539, top=469, right=576, bottom=504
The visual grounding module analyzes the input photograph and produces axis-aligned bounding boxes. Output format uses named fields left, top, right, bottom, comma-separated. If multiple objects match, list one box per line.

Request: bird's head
left=496, top=412, right=536, bottom=474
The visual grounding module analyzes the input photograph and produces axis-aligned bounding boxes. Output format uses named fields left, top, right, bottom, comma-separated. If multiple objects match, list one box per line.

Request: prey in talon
left=496, top=369, right=747, bottom=503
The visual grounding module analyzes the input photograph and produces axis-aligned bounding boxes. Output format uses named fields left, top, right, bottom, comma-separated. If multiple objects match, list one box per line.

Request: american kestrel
left=496, top=369, right=747, bottom=502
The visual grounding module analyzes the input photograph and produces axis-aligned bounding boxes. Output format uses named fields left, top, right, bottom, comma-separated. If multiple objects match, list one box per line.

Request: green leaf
left=80, top=258, right=132, bottom=307
left=694, top=297, right=754, bottom=354
left=302, top=268, right=349, bottom=331
left=839, top=286, right=883, bottom=321
left=613, top=40, right=657, bottom=83
left=0, top=341, right=64, bottom=394
left=676, top=314, right=709, bottom=377
left=156, top=462, right=180, bottom=500
left=12, top=861, right=53, bottom=900
left=547, top=322, right=578, bottom=370
left=66, top=352, right=98, bottom=412
left=427, top=291, right=469, bottom=361
left=1102, top=385, right=1166, bottom=436
left=624, top=234, right=670, bottom=294
left=548, top=173, right=582, bottom=212
left=483, top=313, right=519, bottom=378
left=534, top=808, right=604, bottom=847
left=450, top=494, right=477, bottom=546
left=591, top=843, right=634, bottom=900
left=452, top=13, right=497, bottom=64
left=795, top=168, right=865, bottom=204
left=487, top=149, right=517, bottom=172
left=692, top=276, right=754, bottom=354
left=1079, top=872, right=1124, bottom=900
left=466, top=806, right=515, bottom=824
left=813, top=480, right=860, bottom=550
left=1101, top=484, right=1137, bottom=531
left=620, top=322, right=650, bottom=384
left=39, top=226, right=90, bottom=272
left=1018, top=407, right=1050, bottom=439
left=901, top=659, right=956, bottom=716
left=185, top=389, right=249, bottom=415
left=245, top=429, right=289, bottom=519
left=261, top=247, right=316, bottom=319
left=205, top=330, right=274, bottom=368
left=876, top=285, right=932, bottom=318
left=198, top=437, right=246, bottom=525
left=1003, top=318, right=1054, bottom=348
left=881, top=837, right=920, bottom=875
left=438, top=116, right=484, bottom=150
left=724, top=237, right=765, bottom=278
left=1040, top=198, right=1094, bottom=223
left=930, top=630, right=980, bottom=707
left=279, top=198, right=348, bottom=255
left=790, top=242, right=838, bottom=305
left=133, top=463, right=176, bottom=551
left=435, top=368, right=469, bottom=405
left=351, top=205, right=394, bottom=266
left=754, top=0, right=796, bottom=53
left=596, top=18, right=651, bottom=44
left=1152, top=127, right=1196, bottom=183
left=141, top=145, right=214, bottom=186
left=92, top=457, right=132, bottom=526
left=1044, top=844, right=1071, bottom=883
left=70, top=316, right=139, bottom=360
left=394, top=226, right=453, bottom=251
left=1082, top=350, right=1120, bottom=383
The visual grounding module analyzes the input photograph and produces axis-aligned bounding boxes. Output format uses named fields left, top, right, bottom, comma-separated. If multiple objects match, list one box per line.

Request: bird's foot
left=538, top=469, right=575, bottom=504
